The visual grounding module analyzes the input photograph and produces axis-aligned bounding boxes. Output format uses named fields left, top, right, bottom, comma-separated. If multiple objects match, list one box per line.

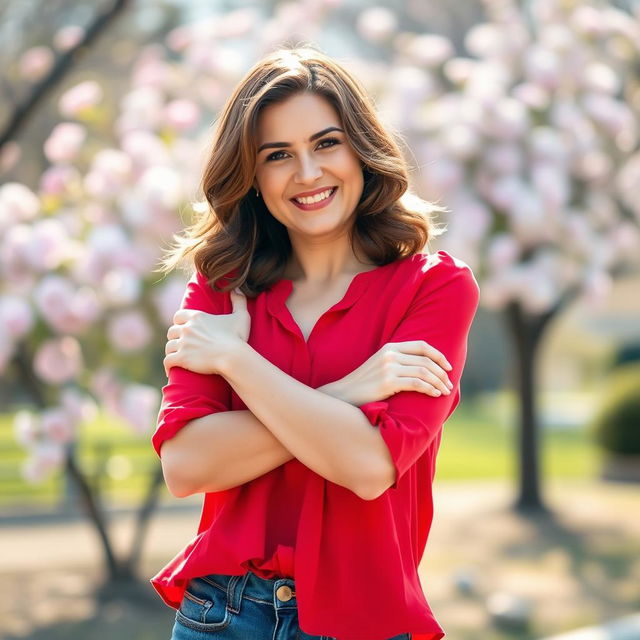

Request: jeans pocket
left=175, top=577, right=233, bottom=633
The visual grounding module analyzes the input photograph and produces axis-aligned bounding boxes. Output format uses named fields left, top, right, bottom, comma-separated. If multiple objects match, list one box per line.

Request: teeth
left=294, top=188, right=334, bottom=205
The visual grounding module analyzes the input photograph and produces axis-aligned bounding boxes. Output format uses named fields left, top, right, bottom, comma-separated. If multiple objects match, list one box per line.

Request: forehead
left=256, top=92, right=341, bottom=138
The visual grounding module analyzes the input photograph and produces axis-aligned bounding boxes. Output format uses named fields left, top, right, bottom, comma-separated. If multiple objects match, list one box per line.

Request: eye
left=265, top=137, right=342, bottom=162
left=266, top=150, right=287, bottom=162
left=318, top=137, right=341, bottom=149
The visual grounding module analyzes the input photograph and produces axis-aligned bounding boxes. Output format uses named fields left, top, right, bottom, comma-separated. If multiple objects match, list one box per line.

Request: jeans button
left=276, top=585, right=295, bottom=601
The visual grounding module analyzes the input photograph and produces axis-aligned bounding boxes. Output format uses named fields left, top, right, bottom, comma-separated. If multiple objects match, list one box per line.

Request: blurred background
left=1, top=0, right=639, bottom=638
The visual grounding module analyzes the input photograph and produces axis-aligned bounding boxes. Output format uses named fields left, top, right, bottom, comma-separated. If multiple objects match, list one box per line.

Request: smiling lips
left=290, top=187, right=338, bottom=211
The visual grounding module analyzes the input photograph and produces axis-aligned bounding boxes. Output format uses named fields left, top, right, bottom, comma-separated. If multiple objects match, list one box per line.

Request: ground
left=0, top=478, right=638, bottom=640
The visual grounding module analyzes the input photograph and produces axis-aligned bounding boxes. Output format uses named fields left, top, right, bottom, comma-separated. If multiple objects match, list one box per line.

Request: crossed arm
left=156, top=263, right=479, bottom=501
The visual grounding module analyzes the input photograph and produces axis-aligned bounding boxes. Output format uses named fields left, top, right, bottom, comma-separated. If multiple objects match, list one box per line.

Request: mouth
left=290, top=187, right=338, bottom=211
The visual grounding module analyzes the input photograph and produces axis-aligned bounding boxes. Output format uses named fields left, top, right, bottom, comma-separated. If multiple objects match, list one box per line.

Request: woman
left=152, top=45, right=479, bottom=640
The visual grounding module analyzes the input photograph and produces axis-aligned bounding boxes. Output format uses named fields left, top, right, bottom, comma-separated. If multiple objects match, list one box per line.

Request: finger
left=166, top=325, right=180, bottom=340
left=163, top=354, right=172, bottom=377
left=230, top=287, right=247, bottom=311
left=394, top=340, right=451, bottom=371
left=165, top=338, right=178, bottom=356
left=400, top=365, right=451, bottom=395
left=173, top=309, right=194, bottom=324
left=398, top=353, right=453, bottom=389
left=401, top=376, right=443, bottom=397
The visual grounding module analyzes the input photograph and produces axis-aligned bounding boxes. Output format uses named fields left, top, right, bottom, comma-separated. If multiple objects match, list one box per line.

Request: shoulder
left=181, top=269, right=234, bottom=313
left=404, top=250, right=480, bottom=301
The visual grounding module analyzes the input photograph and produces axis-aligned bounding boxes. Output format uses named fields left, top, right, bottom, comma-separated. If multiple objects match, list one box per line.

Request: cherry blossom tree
left=365, top=0, right=640, bottom=510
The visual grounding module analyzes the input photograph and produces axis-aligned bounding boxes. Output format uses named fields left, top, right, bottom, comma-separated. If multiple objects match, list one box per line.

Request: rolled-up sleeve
left=151, top=271, right=232, bottom=458
left=358, top=259, right=480, bottom=489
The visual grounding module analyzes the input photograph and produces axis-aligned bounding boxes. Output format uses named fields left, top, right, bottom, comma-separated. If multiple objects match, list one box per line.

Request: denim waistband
left=194, top=571, right=297, bottom=610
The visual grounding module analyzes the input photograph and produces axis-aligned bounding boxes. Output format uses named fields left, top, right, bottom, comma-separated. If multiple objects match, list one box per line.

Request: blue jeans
left=169, top=570, right=411, bottom=640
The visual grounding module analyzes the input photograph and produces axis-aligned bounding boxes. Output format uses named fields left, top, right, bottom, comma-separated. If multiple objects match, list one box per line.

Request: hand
left=163, top=288, right=250, bottom=377
left=324, top=341, right=454, bottom=406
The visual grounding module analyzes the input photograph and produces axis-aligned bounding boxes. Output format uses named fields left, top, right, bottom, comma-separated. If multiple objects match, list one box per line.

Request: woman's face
left=254, top=92, right=364, bottom=242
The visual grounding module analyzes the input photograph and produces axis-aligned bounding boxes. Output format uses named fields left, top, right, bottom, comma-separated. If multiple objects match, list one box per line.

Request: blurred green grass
left=0, top=391, right=602, bottom=511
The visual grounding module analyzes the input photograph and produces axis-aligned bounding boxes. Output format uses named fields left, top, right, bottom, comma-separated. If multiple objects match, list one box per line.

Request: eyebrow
left=257, top=126, right=344, bottom=153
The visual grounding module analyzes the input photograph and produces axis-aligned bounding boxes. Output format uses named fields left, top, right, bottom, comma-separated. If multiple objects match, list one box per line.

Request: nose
left=295, top=152, right=323, bottom=184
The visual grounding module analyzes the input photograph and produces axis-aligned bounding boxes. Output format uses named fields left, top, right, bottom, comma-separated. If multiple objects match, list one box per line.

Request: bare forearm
left=162, top=409, right=294, bottom=494
left=162, top=380, right=346, bottom=495
left=220, top=343, right=386, bottom=498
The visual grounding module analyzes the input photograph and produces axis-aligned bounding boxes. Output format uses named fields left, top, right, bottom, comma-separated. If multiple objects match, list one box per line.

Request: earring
left=255, top=188, right=260, bottom=197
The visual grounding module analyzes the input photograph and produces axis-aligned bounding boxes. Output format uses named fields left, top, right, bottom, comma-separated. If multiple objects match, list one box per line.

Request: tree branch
left=0, top=0, right=130, bottom=149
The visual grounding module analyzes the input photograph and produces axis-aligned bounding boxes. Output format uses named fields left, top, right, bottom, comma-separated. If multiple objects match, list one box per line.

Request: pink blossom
left=485, top=98, right=530, bottom=140
left=166, top=25, right=192, bottom=52
left=574, top=151, right=613, bottom=184
left=58, top=80, right=103, bottom=118
left=0, top=224, right=35, bottom=281
left=90, top=367, right=122, bottom=415
left=487, top=234, right=520, bottom=271
left=119, top=130, right=169, bottom=168
left=581, top=62, right=620, bottom=95
left=107, top=310, right=152, bottom=352
left=83, top=149, right=133, bottom=198
left=137, top=165, right=183, bottom=209
left=53, top=25, right=85, bottom=51
left=22, top=442, right=65, bottom=484
left=512, top=83, right=550, bottom=110
left=41, top=407, right=76, bottom=444
left=484, top=144, right=523, bottom=175
left=524, top=46, right=561, bottom=90
left=607, top=223, right=640, bottom=262
left=27, top=218, right=70, bottom=270
left=404, top=34, right=453, bottom=68
left=102, top=268, right=142, bottom=306
left=19, top=46, right=54, bottom=81
left=570, top=5, right=605, bottom=37
left=529, top=127, right=568, bottom=164
left=153, top=276, right=190, bottom=326
left=33, top=336, right=83, bottom=385
left=60, top=387, right=98, bottom=425
left=517, top=263, right=558, bottom=313
left=583, top=268, right=613, bottom=308
left=531, top=164, right=571, bottom=209
left=117, top=384, right=161, bottom=434
left=0, top=295, right=34, bottom=339
left=465, top=23, right=511, bottom=59
left=164, top=99, right=201, bottom=131
left=356, top=6, right=398, bottom=43
left=43, top=122, right=87, bottom=163
left=0, top=182, right=40, bottom=224
left=487, top=175, right=528, bottom=211
left=118, top=86, right=164, bottom=131
left=211, top=8, right=257, bottom=38
left=583, top=94, right=635, bottom=137
left=440, top=124, right=480, bottom=160
left=13, top=410, right=41, bottom=447
left=443, top=58, right=476, bottom=85
left=33, top=275, right=102, bottom=334
left=39, top=165, right=82, bottom=196
left=131, top=53, right=171, bottom=90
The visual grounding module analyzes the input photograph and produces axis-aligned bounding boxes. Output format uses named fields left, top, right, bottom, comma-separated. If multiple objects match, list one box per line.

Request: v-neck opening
left=266, top=260, right=398, bottom=345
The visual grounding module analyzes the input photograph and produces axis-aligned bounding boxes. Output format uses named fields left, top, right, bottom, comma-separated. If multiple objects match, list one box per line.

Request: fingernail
left=435, top=390, right=441, bottom=396
left=446, top=362, right=452, bottom=370
left=447, top=380, right=453, bottom=389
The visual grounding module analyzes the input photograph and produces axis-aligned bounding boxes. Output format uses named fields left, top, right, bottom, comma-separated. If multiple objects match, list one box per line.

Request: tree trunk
left=504, top=301, right=546, bottom=512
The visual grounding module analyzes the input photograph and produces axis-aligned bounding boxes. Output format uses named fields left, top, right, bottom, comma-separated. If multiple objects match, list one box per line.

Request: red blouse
left=150, top=249, right=480, bottom=640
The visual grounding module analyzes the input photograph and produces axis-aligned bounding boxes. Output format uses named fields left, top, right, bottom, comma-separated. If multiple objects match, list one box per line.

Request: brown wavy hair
left=155, top=44, right=445, bottom=295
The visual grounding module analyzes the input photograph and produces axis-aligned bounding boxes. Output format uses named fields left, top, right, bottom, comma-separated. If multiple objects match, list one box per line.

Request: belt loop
left=226, top=572, right=250, bottom=614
